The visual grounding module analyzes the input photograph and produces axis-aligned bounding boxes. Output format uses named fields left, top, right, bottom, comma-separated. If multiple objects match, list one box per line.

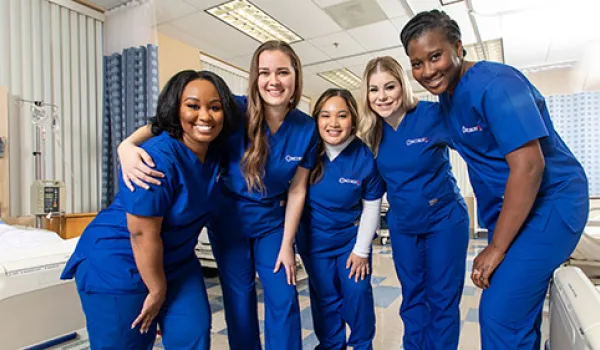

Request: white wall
left=0, top=0, right=104, bottom=216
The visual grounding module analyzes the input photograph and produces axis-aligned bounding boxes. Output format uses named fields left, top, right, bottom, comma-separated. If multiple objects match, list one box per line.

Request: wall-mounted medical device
left=30, top=180, right=66, bottom=216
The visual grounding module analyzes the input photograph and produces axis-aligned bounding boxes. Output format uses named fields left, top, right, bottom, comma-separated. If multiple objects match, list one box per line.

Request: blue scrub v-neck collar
left=442, top=61, right=485, bottom=107
left=265, top=111, right=290, bottom=139
left=382, top=103, right=419, bottom=133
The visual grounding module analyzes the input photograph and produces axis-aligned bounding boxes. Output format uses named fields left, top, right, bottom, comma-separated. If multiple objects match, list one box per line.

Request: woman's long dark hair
left=309, top=88, right=359, bottom=184
left=151, top=70, right=239, bottom=146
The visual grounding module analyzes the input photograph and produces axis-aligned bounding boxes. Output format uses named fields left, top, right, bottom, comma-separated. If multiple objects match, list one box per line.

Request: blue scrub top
left=61, top=132, right=221, bottom=293
left=439, top=61, right=589, bottom=233
left=297, top=138, right=385, bottom=257
left=376, top=101, right=468, bottom=234
left=217, top=96, right=318, bottom=238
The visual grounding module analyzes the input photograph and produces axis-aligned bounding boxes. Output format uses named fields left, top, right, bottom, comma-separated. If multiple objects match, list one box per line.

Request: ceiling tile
left=169, top=11, right=260, bottom=58
left=347, top=64, right=367, bottom=78
left=371, top=47, right=412, bottom=69
left=406, top=0, right=441, bottom=13
left=390, top=15, right=410, bottom=32
left=89, top=0, right=123, bottom=10
left=313, top=0, right=353, bottom=7
left=303, top=60, right=345, bottom=75
left=252, top=0, right=342, bottom=39
left=291, top=41, right=331, bottom=66
left=336, top=52, right=376, bottom=69
left=308, top=31, right=366, bottom=59
left=348, top=20, right=401, bottom=51
left=183, top=0, right=236, bottom=10
left=154, top=0, right=198, bottom=25
left=376, top=0, right=412, bottom=18
left=157, top=23, right=238, bottom=61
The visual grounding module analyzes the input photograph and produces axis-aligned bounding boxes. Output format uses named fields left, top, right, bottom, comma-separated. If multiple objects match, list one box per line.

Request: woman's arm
left=127, top=214, right=167, bottom=333
left=118, top=125, right=164, bottom=191
left=274, top=166, right=310, bottom=285
left=347, top=198, right=382, bottom=282
left=472, top=139, right=545, bottom=288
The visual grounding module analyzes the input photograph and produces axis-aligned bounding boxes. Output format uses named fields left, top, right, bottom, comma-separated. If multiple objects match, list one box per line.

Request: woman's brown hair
left=241, top=40, right=304, bottom=193
left=309, top=88, right=359, bottom=184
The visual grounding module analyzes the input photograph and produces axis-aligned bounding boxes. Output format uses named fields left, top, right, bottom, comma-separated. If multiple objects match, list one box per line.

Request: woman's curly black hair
left=400, top=9, right=467, bottom=57
left=150, top=70, right=239, bottom=146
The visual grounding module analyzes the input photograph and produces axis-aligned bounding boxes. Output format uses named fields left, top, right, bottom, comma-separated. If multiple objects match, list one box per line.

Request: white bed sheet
left=572, top=226, right=600, bottom=261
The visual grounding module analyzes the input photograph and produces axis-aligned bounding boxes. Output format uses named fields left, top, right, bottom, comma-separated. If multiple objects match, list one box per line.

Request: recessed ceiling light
left=318, top=68, right=362, bottom=90
left=205, top=0, right=303, bottom=43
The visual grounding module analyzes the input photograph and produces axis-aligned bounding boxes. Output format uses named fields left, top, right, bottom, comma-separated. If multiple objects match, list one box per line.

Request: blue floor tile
left=372, top=285, right=402, bottom=308
left=209, top=296, right=224, bottom=313
left=299, top=287, right=311, bottom=297
left=465, top=308, right=479, bottom=323
left=204, top=278, right=219, bottom=289
left=462, top=285, right=476, bottom=296
left=300, top=306, right=314, bottom=330
left=371, top=275, right=387, bottom=286
left=302, top=331, right=320, bottom=349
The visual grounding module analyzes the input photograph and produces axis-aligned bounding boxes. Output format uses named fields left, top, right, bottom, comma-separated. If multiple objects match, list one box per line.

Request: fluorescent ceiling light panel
left=464, top=39, right=504, bottom=63
left=318, top=68, right=362, bottom=90
left=520, top=61, right=576, bottom=74
left=205, top=0, right=302, bottom=43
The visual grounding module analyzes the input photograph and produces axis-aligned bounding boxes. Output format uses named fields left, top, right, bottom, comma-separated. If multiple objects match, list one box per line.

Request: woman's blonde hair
left=309, top=88, right=360, bottom=184
left=242, top=40, right=304, bottom=193
left=358, top=56, right=418, bottom=155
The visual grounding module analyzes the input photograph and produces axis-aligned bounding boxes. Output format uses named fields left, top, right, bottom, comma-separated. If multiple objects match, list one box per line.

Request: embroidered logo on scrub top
left=285, top=155, right=303, bottom=162
left=462, top=125, right=483, bottom=134
left=406, top=137, right=429, bottom=146
left=339, top=178, right=361, bottom=186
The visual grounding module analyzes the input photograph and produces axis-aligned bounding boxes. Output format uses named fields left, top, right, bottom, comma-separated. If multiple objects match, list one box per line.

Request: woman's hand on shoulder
left=118, top=141, right=164, bottom=191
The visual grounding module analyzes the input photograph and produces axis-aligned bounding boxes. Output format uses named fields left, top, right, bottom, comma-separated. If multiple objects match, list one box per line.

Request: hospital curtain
left=101, top=0, right=159, bottom=207
left=0, top=0, right=104, bottom=216
left=547, top=92, right=600, bottom=196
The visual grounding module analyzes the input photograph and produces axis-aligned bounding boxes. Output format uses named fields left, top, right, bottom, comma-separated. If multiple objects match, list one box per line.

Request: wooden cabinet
left=42, top=213, right=96, bottom=239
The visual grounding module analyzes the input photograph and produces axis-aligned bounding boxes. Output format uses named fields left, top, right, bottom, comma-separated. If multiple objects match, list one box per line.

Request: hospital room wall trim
left=0, top=0, right=104, bottom=216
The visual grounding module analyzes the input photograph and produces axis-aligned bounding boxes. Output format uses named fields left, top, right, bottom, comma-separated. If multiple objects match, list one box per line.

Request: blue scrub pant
left=479, top=208, right=582, bottom=350
left=301, top=249, right=375, bottom=350
left=390, top=219, right=469, bottom=350
left=76, top=262, right=211, bottom=350
left=209, top=228, right=302, bottom=350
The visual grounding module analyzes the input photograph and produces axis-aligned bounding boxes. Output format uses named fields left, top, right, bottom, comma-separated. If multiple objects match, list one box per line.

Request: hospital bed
left=0, top=221, right=87, bottom=349
left=568, top=204, right=600, bottom=283
left=547, top=266, right=600, bottom=350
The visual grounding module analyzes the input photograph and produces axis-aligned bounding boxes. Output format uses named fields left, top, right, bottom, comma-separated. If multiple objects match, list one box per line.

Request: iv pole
left=15, top=99, right=60, bottom=228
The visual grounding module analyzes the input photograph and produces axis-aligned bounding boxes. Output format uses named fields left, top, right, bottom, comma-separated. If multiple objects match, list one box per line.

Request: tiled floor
left=151, top=237, right=550, bottom=349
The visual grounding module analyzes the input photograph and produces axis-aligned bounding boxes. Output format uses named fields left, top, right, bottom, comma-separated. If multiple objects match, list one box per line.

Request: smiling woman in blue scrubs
left=359, top=56, right=470, bottom=350
left=60, top=70, right=238, bottom=349
left=401, top=10, right=589, bottom=349
left=116, top=41, right=317, bottom=350
left=296, top=88, right=384, bottom=350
